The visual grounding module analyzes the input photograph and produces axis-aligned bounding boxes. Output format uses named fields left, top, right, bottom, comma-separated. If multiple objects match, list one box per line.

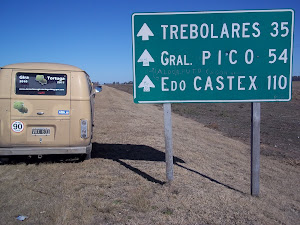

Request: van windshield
left=15, top=73, right=67, bottom=96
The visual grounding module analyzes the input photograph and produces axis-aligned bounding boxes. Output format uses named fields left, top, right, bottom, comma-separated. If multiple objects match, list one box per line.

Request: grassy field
left=0, top=85, right=299, bottom=224
left=109, top=81, right=300, bottom=165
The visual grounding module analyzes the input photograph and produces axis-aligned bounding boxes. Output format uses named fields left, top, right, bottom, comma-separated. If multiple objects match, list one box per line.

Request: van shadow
left=0, top=154, right=85, bottom=165
left=92, top=143, right=245, bottom=194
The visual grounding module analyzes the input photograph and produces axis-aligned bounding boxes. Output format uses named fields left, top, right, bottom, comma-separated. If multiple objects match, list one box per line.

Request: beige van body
left=0, top=63, right=97, bottom=158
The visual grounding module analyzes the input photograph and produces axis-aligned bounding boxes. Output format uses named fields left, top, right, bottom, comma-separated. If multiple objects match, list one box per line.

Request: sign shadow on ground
left=92, top=143, right=245, bottom=194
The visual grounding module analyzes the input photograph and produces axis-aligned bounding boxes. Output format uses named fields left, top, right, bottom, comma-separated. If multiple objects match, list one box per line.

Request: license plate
left=32, top=128, right=50, bottom=136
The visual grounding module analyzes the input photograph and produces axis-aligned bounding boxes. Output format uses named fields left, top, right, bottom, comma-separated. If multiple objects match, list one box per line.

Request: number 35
left=270, top=22, right=289, bottom=37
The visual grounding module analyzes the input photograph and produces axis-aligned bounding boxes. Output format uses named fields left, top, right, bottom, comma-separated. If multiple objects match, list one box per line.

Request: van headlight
left=80, top=119, right=88, bottom=139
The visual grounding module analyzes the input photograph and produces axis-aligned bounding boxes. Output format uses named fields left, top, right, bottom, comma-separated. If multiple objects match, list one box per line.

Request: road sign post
left=163, top=103, right=174, bottom=183
left=251, top=102, right=261, bottom=196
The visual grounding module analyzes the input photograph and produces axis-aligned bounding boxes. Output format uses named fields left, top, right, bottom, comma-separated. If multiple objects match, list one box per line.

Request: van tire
left=79, top=152, right=91, bottom=161
left=0, top=157, right=10, bottom=164
left=85, top=152, right=91, bottom=160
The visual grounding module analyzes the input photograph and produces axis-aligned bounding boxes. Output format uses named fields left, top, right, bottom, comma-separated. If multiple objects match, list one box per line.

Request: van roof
left=1, top=62, right=84, bottom=72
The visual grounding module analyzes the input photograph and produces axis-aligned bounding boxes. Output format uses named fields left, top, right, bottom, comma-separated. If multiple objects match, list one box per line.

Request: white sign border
left=132, top=9, right=294, bottom=103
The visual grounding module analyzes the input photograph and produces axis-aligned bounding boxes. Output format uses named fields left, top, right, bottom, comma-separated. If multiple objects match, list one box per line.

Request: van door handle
left=37, top=112, right=44, bottom=115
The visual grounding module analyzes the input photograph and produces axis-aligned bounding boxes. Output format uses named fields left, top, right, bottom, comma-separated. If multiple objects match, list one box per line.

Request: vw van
left=0, top=63, right=100, bottom=160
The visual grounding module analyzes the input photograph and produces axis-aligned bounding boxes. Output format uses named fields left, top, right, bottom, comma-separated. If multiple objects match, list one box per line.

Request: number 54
left=269, top=49, right=288, bottom=64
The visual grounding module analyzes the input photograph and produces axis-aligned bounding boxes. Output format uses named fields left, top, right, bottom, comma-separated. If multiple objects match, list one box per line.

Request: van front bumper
left=0, top=144, right=92, bottom=156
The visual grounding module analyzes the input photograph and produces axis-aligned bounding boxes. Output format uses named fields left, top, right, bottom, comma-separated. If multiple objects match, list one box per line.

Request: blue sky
left=0, top=0, right=299, bottom=83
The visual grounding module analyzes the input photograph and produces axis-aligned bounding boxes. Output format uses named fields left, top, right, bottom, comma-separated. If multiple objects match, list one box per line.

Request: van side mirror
left=94, top=86, right=102, bottom=93
left=90, top=85, right=102, bottom=97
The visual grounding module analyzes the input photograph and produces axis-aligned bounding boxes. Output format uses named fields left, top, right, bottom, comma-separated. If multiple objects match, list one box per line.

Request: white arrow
left=138, top=49, right=154, bottom=66
left=137, top=23, right=154, bottom=41
left=138, top=75, right=155, bottom=92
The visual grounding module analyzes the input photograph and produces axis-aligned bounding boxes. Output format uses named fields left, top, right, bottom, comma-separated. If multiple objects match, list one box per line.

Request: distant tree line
left=93, top=81, right=100, bottom=86
left=292, top=76, right=300, bottom=81
left=101, top=81, right=133, bottom=85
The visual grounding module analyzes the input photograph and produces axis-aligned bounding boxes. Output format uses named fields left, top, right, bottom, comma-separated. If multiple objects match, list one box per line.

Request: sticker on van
left=16, top=73, right=67, bottom=96
left=13, top=101, right=28, bottom=114
left=11, top=121, right=24, bottom=133
left=58, top=110, right=69, bottom=115
left=35, top=75, right=47, bottom=85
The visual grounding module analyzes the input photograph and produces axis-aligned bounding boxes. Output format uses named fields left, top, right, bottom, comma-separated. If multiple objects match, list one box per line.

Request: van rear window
left=15, top=73, right=67, bottom=96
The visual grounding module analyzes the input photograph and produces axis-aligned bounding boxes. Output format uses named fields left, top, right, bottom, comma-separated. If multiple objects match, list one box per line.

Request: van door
left=10, top=70, right=71, bottom=147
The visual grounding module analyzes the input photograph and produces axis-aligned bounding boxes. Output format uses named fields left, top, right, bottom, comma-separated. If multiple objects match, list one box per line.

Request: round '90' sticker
left=12, top=121, right=24, bottom=133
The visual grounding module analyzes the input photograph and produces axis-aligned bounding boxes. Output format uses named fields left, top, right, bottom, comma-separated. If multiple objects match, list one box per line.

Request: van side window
left=15, top=73, right=67, bottom=96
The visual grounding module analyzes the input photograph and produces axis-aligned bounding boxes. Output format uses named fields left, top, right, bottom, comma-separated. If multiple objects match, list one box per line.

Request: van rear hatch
left=10, top=70, right=71, bottom=147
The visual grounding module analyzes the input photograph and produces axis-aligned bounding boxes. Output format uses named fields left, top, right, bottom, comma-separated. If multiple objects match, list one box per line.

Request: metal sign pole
left=251, top=102, right=261, bottom=196
left=163, top=103, right=174, bottom=183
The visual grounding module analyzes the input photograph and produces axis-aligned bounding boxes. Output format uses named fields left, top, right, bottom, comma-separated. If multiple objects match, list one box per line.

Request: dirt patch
left=0, top=86, right=299, bottom=224
left=109, top=82, right=300, bottom=165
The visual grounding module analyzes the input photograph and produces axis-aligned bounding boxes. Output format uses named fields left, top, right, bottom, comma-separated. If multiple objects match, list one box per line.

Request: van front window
left=15, top=73, right=67, bottom=95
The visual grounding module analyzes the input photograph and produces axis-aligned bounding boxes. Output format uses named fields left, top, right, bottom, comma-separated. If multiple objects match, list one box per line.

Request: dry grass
left=204, top=122, right=219, bottom=130
left=110, top=82, right=300, bottom=164
left=0, top=86, right=299, bottom=225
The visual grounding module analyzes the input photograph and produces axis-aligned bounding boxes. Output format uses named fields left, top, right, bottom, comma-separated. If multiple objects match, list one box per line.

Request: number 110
left=267, top=75, right=287, bottom=90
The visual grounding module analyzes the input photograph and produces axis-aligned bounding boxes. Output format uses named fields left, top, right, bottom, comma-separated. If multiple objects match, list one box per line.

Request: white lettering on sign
left=205, top=76, right=213, bottom=90
left=220, top=23, right=229, bottom=38
left=170, top=80, right=186, bottom=91
left=229, top=50, right=238, bottom=64
left=161, top=22, right=261, bottom=40
left=242, top=22, right=250, bottom=38
left=245, top=49, right=254, bottom=64
left=238, top=76, right=246, bottom=90
left=161, top=51, right=192, bottom=66
left=161, top=25, right=168, bottom=39
left=170, top=25, right=178, bottom=39
left=133, top=10, right=293, bottom=103
left=200, top=23, right=209, bottom=38
left=216, top=76, right=225, bottom=90
left=162, top=77, right=186, bottom=91
left=249, top=76, right=257, bottom=90
left=190, top=24, right=198, bottom=38
left=193, top=75, right=257, bottom=91
left=162, top=75, right=259, bottom=92
left=201, top=49, right=258, bottom=65
left=232, top=23, right=240, bottom=38
left=155, top=47, right=288, bottom=67
left=202, top=51, right=211, bottom=65
left=267, top=75, right=287, bottom=90
left=268, top=49, right=288, bottom=64
left=180, top=24, right=188, bottom=39
left=270, top=22, right=289, bottom=37
left=162, top=77, right=169, bottom=91
left=194, top=76, right=202, bottom=91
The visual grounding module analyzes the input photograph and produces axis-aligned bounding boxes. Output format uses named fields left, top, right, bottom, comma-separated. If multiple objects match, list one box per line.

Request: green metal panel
left=132, top=9, right=294, bottom=103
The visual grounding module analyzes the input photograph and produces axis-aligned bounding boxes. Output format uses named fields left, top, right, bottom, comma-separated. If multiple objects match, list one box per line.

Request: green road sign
left=132, top=9, right=294, bottom=103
